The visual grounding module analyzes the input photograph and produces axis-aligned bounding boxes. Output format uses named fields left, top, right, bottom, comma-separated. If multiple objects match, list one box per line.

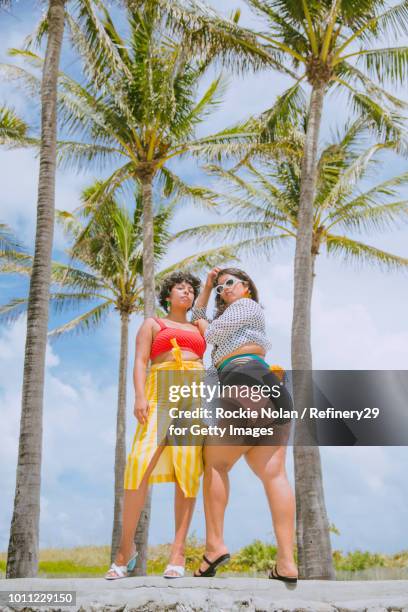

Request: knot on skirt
left=170, top=337, right=185, bottom=369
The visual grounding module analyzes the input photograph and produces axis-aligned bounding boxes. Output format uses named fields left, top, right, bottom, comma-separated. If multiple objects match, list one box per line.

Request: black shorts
left=209, top=356, right=294, bottom=446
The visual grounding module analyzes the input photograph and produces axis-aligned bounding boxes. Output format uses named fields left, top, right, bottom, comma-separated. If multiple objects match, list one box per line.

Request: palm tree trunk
left=111, top=312, right=129, bottom=561
left=133, top=488, right=152, bottom=575
left=6, top=0, right=65, bottom=579
left=133, top=168, right=155, bottom=575
left=141, top=169, right=156, bottom=317
left=291, top=83, right=335, bottom=580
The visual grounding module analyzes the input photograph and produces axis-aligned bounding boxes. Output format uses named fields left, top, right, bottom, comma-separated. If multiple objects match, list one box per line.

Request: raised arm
left=190, top=267, right=220, bottom=322
left=205, top=298, right=264, bottom=344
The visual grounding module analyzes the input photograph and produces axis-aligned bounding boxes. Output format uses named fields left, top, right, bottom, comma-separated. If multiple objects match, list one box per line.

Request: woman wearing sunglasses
left=191, top=267, right=298, bottom=583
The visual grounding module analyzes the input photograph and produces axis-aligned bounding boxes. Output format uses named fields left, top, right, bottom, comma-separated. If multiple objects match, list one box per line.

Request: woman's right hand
left=193, top=318, right=209, bottom=336
left=134, top=397, right=149, bottom=424
left=205, top=267, right=220, bottom=289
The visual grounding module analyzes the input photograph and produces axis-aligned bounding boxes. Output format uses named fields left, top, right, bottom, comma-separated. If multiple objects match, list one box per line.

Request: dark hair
left=158, top=271, right=201, bottom=312
left=213, top=267, right=259, bottom=318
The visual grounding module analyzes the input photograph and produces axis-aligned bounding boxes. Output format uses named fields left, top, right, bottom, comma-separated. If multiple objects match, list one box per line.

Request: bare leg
left=194, top=444, right=250, bottom=575
left=112, top=445, right=165, bottom=569
left=163, top=480, right=196, bottom=577
left=244, top=444, right=297, bottom=577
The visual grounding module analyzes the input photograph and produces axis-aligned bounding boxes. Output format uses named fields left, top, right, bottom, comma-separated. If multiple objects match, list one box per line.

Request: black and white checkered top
left=191, top=297, right=272, bottom=367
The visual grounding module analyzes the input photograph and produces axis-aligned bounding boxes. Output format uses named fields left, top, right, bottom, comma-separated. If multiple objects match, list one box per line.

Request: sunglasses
left=214, top=277, right=245, bottom=294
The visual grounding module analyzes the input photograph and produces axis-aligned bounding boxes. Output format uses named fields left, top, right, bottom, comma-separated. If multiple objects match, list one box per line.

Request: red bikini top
left=150, top=318, right=206, bottom=360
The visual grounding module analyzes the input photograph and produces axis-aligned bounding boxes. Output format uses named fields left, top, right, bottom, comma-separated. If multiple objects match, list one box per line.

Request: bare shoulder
left=137, top=317, right=158, bottom=335
left=145, top=316, right=160, bottom=328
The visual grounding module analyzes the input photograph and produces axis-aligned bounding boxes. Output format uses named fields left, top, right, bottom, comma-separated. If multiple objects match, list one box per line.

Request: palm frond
left=0, top=106, right=29, bottom=146
left=184, top=121, right=261, bottom=162
left=75, top=163, right=134, bottom=217
left=51, top=261, right=107, bottom=292
left=48, top=300, right=112, bottom=338
left=156, top=244, right=241, bottom=281
left=158, top=167, right=218, bottom=210
left=57, top=140, right=124, bottom=172
left=3, top=49, right=120, bottom=145
left=320, top=141, right=394, bottom=211
left=336, top=61, right=408, bottom=111
left=172, top=220, right=292, bottom=243
left=325, top=233, right=408, bottom=270
left=331, top=1, right=408, bottom=55
left=228, top=232, right=293, bottom=258
left=247, top=0, right=309, bottom=51
left=258, top=78, right=307, bottom=140
left=349, top=46, right=408, bottom=86
left=48, top=291, right=112, bottom=314
left=330, top=200, right=408, bottom=234
left=204, top=162, right=295, bottom=225
left=0, top=63, right=41, bottom=101
left=64, top=13, right=135, bottom=126
left=0, top=223, right=26, bottom=256
left=177, top=74, right=227, bottom=133
left=71, top=0, right=133, bottom=81
left=161, top=0, right=284, bottom=74
left=0, top=260, right=32, bottom=275
left=355, top=0, right=408, bottom=43
left=335, top=76, right=407, bottom=149
left=23, top=11, right=49, bottom=49
left=0, top=297, right=28, bottom=323
left=338, top=171, right=408, bottom=208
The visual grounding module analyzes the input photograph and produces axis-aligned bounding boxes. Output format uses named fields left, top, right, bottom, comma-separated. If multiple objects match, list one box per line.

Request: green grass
left=1, top=539, right=407, bottom=579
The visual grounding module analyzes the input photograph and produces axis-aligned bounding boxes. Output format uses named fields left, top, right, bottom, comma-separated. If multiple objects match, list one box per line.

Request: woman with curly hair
left=191, top=267, right=297, bottom=583
left=105, top=271, right=206, bottom=580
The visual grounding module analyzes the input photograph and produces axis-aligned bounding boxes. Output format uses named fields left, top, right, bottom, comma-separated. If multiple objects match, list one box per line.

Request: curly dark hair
left=158, top=271, right=201, bottom=312
left=213, top=267, right=259, bottom=318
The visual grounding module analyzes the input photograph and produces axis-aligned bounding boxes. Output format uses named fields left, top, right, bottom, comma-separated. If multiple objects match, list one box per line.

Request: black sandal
left=194, top=553, right=231, bottom=577
left=268, top=564, right=298, bottom=584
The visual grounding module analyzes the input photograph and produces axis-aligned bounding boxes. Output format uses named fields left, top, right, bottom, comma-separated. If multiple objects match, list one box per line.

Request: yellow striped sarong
left=123, top=339, right=204, bottom=497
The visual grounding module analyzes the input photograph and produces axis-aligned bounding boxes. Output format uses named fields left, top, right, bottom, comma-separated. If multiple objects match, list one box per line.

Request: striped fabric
left=123, top=341, right=204, bottom=498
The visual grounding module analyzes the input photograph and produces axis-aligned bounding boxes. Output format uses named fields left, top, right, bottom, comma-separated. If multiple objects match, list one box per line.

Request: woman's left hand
left=193, top=318, right=208, bottom=336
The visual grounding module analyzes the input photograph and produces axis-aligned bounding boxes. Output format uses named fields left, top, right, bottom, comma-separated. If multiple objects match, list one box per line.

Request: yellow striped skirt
left=124, top=341, right=204, bottom=498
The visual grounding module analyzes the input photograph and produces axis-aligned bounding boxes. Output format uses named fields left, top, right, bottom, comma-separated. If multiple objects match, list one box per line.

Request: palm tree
left=175, top=117, right=408, bottom=577
left=16, top=0, right=270, bottom=317
left=189, top=119, right=408, bottom=275
left=3, top=0, right=66, bottom=579
left=0, top=186, right=239, bottom=567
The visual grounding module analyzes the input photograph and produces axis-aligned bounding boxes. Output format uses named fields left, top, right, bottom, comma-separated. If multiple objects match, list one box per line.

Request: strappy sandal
left=104, top=551, right=138, bottom=580
left=268, top=564, right=298, bottom=584
left=163, top=564, right=185, bottom=579
left=194, top=552, right=230, bottom=577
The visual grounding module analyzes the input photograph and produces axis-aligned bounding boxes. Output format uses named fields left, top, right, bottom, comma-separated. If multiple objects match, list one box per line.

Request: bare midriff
left=151, top=349, right=203, bottom=365
left=215, top=343, right=265, bottom=368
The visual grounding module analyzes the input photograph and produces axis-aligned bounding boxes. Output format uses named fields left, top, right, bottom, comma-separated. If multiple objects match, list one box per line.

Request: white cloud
left=0, top=317, right=118, bottom=549
left=312, top=287, right=408, bottom=370
left=0, top=148, right=95, bottom=251
left=321, top=446, right=408, bottom=552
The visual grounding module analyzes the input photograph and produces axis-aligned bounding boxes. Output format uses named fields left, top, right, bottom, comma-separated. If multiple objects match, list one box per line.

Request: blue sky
left=1, top=1, right=408, bottom=556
